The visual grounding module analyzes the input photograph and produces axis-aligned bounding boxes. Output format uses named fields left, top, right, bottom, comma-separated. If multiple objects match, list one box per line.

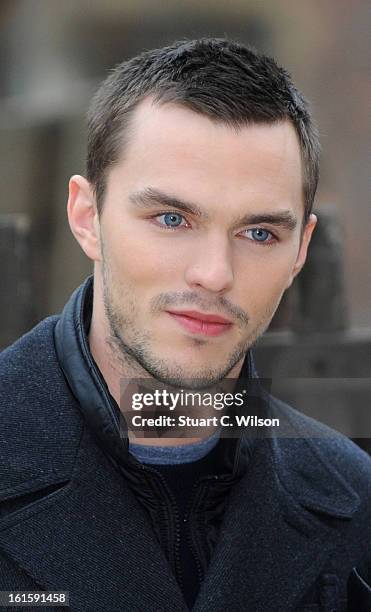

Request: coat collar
left=54, top=276, right=128, bottom=470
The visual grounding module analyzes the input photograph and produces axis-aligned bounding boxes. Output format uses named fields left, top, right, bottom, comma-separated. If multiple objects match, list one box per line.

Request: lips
left=166, top=310, right=232, bottom=337
left=167, top=310, right=231, bottom=324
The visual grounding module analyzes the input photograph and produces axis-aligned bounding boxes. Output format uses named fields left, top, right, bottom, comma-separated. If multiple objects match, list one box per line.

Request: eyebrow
left=128, top=187, right=298, bottom=231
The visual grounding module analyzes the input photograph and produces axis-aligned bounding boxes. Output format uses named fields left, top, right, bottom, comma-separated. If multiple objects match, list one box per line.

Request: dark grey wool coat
left=1, top=310, right=371, bottom=611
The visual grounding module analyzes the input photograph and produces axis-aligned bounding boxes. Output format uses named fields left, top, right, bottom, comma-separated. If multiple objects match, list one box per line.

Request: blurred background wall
left=0, top=0, right=370, bottom=439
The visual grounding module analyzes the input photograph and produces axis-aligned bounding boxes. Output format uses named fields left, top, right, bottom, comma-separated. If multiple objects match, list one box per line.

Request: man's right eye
left=153, top=212, right=189, bottom=229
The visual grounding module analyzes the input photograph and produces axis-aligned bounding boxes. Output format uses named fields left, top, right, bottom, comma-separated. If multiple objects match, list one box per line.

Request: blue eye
left=158, top=213, right=185, bottom=228
left=247, top=228, right=273, bottom=243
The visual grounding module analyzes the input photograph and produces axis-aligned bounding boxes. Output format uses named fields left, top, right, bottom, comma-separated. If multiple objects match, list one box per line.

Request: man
left=0, top=38, right=370, bottom=612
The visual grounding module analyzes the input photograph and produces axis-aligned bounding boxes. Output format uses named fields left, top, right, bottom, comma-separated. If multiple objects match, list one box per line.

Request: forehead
left=110, top=98, right=304, bottom=217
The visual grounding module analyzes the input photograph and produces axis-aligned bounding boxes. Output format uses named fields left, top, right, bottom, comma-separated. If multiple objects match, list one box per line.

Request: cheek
left=237, top=250, right=297, bottom=316
left=107, top=230, right=181, bottom=287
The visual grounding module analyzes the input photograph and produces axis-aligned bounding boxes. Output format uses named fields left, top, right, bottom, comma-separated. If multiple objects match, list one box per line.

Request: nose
left=184, top=232, right=234, bottom=294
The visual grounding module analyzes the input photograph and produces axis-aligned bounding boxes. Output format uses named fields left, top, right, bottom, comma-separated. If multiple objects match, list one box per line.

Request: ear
left=67, top=175, right=101, bottom=262
left=286, top=213, right=317, bottom=289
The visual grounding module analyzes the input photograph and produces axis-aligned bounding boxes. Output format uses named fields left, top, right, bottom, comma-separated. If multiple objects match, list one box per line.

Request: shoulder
left=0, top=317, right=84, bottom=490
left=267, top=393, right=371, bottom=501
left=0, top=315, right=76, bottom=413
left=0, top=315, right=60, bottom=380
left=1, top=315, right=60, bottom=368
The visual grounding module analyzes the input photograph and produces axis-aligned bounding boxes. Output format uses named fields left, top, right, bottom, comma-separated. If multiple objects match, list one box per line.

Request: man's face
left=95, top=99, right=315, bottom=388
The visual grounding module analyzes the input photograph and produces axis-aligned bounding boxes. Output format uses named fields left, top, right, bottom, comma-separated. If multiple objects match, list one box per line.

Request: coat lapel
left=193, top=435, right=360, bottom=612
left=0, top=425, right=188, bottom=612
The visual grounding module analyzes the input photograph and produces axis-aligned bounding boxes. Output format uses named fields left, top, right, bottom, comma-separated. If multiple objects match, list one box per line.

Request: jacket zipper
left=133, top=462, right=184, bottom=589
left=184, top=468, right=241, bottom=582
left=183, top=480, right=206, bottom=583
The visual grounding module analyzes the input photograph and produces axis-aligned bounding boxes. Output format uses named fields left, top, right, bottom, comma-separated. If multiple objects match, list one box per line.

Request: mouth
left=166, top=310, right=233, bottom=337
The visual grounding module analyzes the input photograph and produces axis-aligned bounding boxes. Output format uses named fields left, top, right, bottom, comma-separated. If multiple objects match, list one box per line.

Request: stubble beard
left=101, top=255, right=272, bottom=391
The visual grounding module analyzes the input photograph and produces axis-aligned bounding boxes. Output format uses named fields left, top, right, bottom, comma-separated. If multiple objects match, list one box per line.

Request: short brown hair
left=87, top=38, right=320, bottom=222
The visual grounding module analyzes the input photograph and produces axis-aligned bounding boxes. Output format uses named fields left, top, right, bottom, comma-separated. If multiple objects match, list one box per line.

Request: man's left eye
left=245, top=228, right=274, bottom=243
